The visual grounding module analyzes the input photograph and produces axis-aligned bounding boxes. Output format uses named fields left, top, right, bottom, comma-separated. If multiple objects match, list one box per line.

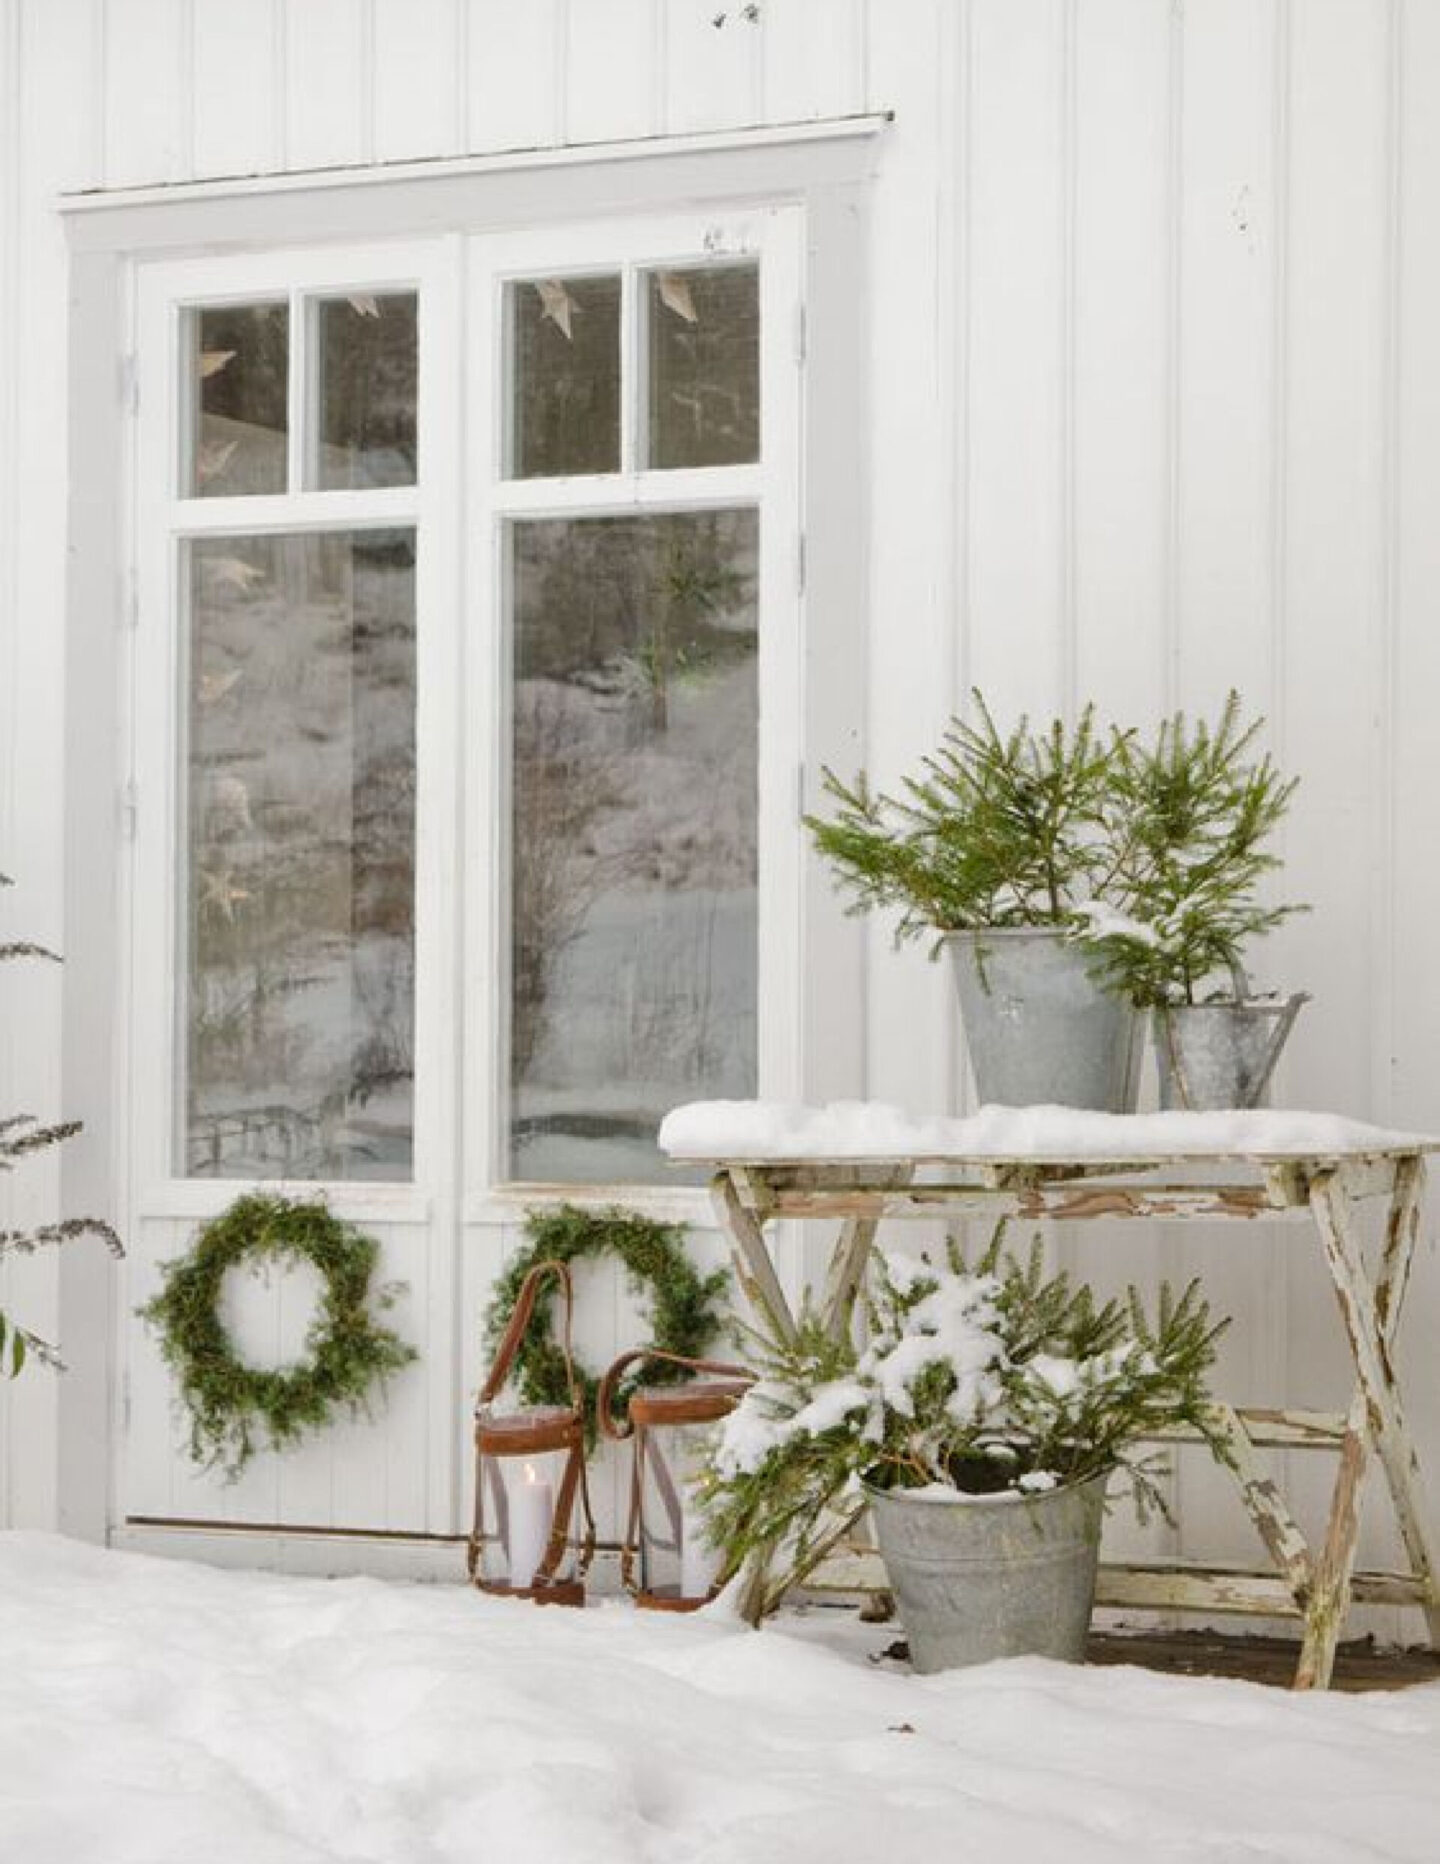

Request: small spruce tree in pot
left=805, top=695, right=1142, bottom=1110
left=1095, top=693, right=1308, bottom=1110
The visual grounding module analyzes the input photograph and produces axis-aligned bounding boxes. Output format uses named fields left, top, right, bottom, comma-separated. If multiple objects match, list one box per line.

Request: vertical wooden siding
left=1, top=0, right=1438, bottom=1619
left=0, top=0, right=104, bottom=1529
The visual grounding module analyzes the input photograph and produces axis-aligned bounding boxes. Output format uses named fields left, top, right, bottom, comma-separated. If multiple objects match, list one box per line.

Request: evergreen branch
left=806, top=696, right=1131, bottom=943
left=700, top=1244, right=1227, bottom=1615
left=0, top=1216, right=125, bottom=1258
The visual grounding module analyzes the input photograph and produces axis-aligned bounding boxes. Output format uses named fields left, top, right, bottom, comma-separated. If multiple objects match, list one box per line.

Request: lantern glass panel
left=639, top=1412, right=727, bottom=1604
left=478, top=1410, right=579, bottom=1591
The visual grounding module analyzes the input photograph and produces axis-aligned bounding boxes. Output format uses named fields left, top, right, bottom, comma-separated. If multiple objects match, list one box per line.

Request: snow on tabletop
left=659, top=1099, right=1440, bottom=1163
left=4, top=1530, right=1440, bottom=1864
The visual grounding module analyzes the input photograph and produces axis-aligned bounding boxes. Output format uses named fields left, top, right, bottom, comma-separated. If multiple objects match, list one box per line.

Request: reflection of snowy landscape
left=181, top=507, right=756, bottom=1187
left=512, top=882, right=755, bottom=1185
left=185, top=531, right=417, bottom=1181
left=510, top=512, right=758, bottom=1183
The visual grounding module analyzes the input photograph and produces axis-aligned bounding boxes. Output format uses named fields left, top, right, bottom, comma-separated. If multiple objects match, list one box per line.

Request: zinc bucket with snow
left=864, top=1470, right=1110, bottom=1674
left=1153, top=994, right=1309, bottom=1112
left=945, top=928, right=1142, bottom=1112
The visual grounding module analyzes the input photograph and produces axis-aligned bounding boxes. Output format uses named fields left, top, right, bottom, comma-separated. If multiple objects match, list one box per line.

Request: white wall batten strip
left=463, top=0, right=563, bottom=157
left=564, top=0, right=658, bottom=148
left=761, top=0, right=865, bottom=126
left=100, top=0, right=187, bottom=191
left=1371, top=0, right=1403, bottom=1132
left=0, top=0, right=21, bottom=1531
left=858, top=0, right=950, bottom=1125
left=190, top=0, right=282, bottom=182
left=283, top=0, right=369, bottom=175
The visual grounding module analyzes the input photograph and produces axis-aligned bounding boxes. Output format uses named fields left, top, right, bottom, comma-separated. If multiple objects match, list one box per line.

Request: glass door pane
left=312, top=292, right=419, bottom=489
left=507, top=275, right=621, bottom=478
left=183, top=529, right=417, bottom=1180
left=186, top=301, right=289, bottom=497
left=644, top=264, right=760, bottom=469
left=508, top=508, right=758, bottom=1183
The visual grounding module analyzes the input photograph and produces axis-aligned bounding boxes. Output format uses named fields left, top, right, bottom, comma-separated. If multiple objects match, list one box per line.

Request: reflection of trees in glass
left=317, top=294, right=418, bottom=488
left=186, top=531, right=416, bottom=1180
left=509, top=510, right=758, bottom=1179
left=193, top=302, right=288, bottom=496
left=511, top=275, right=622, bottom=477
left=510, top=689, right=622, bottom=1080
left=647, top=265, right=759, bottom=469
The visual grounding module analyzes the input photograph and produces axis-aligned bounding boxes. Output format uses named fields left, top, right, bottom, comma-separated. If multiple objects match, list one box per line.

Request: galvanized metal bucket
left=864, top=1470, right=1109, bottom=1673
left=945, top=928, right=1142, bottom=1111
left=1154, top=993, right=1309, bottom=1112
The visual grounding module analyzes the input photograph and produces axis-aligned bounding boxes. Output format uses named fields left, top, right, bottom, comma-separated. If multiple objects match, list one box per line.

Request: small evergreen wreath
left=484, top=1204, right=729, bottom=1444
left=141, top=1192, right=417, bottom=1478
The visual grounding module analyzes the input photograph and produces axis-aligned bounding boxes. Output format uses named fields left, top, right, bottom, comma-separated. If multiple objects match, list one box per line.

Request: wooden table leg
left=819, top=1166, right=912, bottom=1342
left=708, top=1167, right=793, bottom=1624
left=1297, top=1158, right=1440, bottom=1687
left=710, top=1168, right=796, bottom=1343
left=1202, top=1400, right=1314, bottom=1609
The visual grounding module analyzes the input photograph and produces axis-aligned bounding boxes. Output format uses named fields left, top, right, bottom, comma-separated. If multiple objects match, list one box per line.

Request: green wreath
left=141, top=1192, right=417, bottom=1479
left=483, top=1204, right=730, bottom=1444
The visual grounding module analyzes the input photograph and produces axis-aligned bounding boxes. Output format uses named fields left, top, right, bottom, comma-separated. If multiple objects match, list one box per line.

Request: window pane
left=646, top=265, right=759, bottom=469
left=188, top=301, right=288, bottom=497
left=184, top=530, right=416, bottom=1180
left=314, top=292, right=418, bottom=489
left=509, top=275, right=620, bottom=478
left=509, top=509, right=757, bottom=1183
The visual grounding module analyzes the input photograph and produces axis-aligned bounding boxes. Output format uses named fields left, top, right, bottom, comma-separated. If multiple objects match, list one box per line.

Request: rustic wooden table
left=690, top=1124, right=1440, bottom=1690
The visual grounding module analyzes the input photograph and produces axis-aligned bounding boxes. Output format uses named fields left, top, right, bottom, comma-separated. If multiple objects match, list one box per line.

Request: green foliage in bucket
left=805, top=689, right=1305, bottom=1009
left=696, top=1230, right=1227, bottom=1617
left=1095, top=692, right=1306, bottom=1007
left=805, top=695, right=1129, bottom=946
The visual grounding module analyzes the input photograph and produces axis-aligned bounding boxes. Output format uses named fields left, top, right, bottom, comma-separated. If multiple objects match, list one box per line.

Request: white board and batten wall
left=1, top=0, right=1438, bottom=1636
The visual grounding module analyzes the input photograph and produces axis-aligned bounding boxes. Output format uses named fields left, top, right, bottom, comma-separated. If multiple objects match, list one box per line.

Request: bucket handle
left=1247, top=990, right=1311, bottom=1108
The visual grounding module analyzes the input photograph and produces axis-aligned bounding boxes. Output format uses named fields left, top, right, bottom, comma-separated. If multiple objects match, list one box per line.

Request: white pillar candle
left=508, top=1462, right=554, bottom=1591
left=680, top=1499, right=722, bottom=1601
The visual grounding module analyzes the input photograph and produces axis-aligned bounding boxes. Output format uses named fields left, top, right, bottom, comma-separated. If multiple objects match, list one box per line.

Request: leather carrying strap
left=479, top=1258, right=581, bottom=1413
left=597, top=1347, right=753, bottom=1441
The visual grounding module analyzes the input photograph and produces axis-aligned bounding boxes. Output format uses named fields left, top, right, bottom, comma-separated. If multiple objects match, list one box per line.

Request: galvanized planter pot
left=864, top=1470, right=1110, bottom=1674
left=1153, top=994, right=1309, bottom=1111
left=945, top=928, right=1142, bottom=1111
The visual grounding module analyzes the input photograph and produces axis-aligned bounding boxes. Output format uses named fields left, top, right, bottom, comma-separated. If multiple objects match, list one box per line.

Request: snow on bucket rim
left=657, top=1099, right=1440, bottom=1163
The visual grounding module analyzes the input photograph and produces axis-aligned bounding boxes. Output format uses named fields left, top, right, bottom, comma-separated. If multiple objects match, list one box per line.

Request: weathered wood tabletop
left=664, top=1105, right=1440, bottom=1689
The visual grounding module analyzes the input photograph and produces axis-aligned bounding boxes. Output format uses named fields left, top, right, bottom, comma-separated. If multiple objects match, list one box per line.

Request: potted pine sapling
left=1094, top=693, right=1308, bottom=1110
left=805, top=695, right=1142, bottom=1109
left=697, top=1234, right=1225, bottom=1671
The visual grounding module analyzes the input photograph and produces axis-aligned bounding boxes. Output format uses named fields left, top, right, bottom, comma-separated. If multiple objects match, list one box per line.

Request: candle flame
left=522, top=1462, right=539, bottom=1484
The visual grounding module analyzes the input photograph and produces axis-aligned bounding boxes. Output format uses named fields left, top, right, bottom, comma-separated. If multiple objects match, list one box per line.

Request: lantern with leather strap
left=468, top=1259, right=596, bottom=1605
left=598, top=1348, right=752, bottom=1611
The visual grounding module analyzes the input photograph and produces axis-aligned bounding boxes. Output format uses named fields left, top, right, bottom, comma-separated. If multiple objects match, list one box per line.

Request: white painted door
left=119, top=208, right=805, bottom=1539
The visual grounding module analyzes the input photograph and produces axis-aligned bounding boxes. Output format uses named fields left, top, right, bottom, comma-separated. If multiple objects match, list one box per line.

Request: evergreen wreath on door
left=482, top=1205, right=729, bottom=1445
left=140, top=1192, right=417, bottom=1478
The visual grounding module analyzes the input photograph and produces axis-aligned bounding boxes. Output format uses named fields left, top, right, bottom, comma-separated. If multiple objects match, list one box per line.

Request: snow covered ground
left=3, top=1535, right=1439, bottom=1863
